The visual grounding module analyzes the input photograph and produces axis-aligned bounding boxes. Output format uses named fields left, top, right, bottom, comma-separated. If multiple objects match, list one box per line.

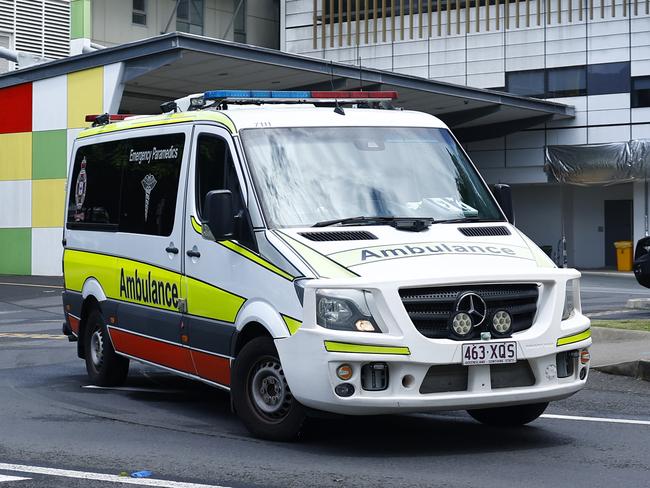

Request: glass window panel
left=587, top=62, right=630, bottom=96
left=547, top=66, right=586, bottom=98
left=119, top=134, right=185, bottom=237
left=632, top=77, right=650, bottom=108
left=241, top=127, right=503, bottom=228
left=505, top=70, right=545, bottom=98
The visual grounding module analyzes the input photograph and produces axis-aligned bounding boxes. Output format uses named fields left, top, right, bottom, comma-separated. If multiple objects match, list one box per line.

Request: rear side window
left=67, top=133, right=185, bottom=236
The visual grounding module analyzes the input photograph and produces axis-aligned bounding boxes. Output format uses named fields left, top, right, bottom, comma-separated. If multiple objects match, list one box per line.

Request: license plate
left=462, top=342, right=517, bottom=366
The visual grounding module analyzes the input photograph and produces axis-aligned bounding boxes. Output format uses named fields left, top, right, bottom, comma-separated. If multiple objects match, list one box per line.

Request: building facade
left=283, top=0, right=650, bottom=268
left=0, top=0, right=280, bottom=276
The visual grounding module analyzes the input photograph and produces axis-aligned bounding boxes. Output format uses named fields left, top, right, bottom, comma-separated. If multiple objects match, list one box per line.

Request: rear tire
left=467, top=402, right=548, bottom=427
left=84, top=308, right=129, bottom=386
left=232, top=337, right=306, bottom=441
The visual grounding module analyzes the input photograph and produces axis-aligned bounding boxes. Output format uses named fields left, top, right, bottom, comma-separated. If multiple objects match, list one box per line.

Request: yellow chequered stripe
left=64, top=249, right=246, bottom=323
left=282, top=315, right=302, bottom=335
left=557, top=328, right=591, bottom=347
left=191, top=216, right=295, bottom=281
left=324, top=341, right=410, bottom=355
left=79, top=111, right=237, bottom=138
left=0, top=333, right=66, bottom=340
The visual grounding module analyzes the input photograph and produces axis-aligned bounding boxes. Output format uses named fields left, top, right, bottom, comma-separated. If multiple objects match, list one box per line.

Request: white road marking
left=542, top=413, right=650, bottom=426
left=581, top=286, right=649, bottom=295
left=82, top=385, right=185, bottom=394
left=587, top=309, right=638, bottom=317
left=0, top=282, right=63, bottom=289
left=0, top=464, right=229, bottom=488
left=0, top=474, right=30, bottom=482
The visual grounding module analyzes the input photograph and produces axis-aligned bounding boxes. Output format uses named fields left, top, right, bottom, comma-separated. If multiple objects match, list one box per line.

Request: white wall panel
left=0, top=180, right=31, bottom=228
left=31, top=227, right=63, bottom=276
left=588, top=124, right=631, bottom=143
left=32, top=76, right=67, bottom=131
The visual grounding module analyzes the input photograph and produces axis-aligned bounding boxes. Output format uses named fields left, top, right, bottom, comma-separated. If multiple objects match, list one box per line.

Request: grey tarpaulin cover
left=545, top=139, right=650, bottom=186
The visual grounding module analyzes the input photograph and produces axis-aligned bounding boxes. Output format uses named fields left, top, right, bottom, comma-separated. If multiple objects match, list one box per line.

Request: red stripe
left=68, top=315, right=80, bottom=335
left=109, top=328, right=195, bottom=374
left=191, top=350, right=231, bottom=386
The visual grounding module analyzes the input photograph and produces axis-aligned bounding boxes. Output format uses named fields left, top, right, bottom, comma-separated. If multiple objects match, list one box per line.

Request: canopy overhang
left=0, top=32, right=575, bottom=142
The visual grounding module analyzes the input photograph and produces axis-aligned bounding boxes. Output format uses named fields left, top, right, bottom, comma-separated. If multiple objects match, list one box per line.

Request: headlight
left=562, top=278, right=580, bottom=320
left=316, top=289, right=379, bottom=332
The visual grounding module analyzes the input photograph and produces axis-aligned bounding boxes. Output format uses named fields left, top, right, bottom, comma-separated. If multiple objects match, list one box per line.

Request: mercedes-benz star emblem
left=455, top=292, right=487, bottom=328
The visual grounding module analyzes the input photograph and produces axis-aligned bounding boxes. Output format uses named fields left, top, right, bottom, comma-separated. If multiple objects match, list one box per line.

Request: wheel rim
left=90, top=327, right=104, bottom=369
left=249, top=356, right=292, bottom=422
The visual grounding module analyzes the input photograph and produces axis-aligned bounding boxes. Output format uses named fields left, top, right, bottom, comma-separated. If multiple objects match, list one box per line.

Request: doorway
left=604, top=200, right=633, bottom=268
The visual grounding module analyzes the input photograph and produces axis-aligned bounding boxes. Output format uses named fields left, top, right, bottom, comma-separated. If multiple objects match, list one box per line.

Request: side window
left=196, top=134, right=243, bottom=217
left=67, top=133, right=185, bottom=236
left=195, top=133, right=254, bottom=249
left=67, top=141, right=124, bottom=230
left=119, top=134, right=185, bottom=236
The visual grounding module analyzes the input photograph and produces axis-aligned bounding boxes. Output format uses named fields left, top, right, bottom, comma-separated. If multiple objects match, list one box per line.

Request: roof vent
left=458, top=226, right=511, bottom=237
left=299, top=231, right=378, bottom=242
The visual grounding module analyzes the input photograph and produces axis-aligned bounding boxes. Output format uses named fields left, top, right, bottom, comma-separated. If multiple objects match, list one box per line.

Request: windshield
left=240, top=126, right=503, bottom=228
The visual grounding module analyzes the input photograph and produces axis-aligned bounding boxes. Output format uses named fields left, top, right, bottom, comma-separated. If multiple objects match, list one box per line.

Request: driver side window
left=195, top=133, right=255, bottom=249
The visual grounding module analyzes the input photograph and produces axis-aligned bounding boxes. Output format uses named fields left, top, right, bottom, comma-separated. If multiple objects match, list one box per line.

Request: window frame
left=176, top=0, right=205, bottom=35
left=132, top=0, right=147, bottom=26
left=66, top=129, right=187, bottom=237
left=632, top=76, right=650, bottom=109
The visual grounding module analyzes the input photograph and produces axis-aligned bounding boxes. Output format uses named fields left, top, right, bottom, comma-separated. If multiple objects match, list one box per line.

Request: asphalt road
left=580, top=272, right=649, bottom=319
left=0, top=278, right=649, bottom=488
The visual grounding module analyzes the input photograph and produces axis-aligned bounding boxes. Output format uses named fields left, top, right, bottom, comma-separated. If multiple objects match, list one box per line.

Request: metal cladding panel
left=0, top=82, right=32, bottom=133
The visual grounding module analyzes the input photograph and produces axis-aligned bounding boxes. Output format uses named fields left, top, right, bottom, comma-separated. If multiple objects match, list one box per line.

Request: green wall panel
left=32, top=130, right=67, bottom=180
left=0, top=228, right=31, bottom=275
left=71, top=0, right=91, bottom=39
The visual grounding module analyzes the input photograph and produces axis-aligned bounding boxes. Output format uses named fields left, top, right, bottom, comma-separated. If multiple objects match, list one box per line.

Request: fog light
left=334, top=383, right=355, bottom=397
left=336, top=364, right=353, bottom=380
left=355, top=319, right=375, bottom=332
left=580, top=349, right=590, bottom=364
left=579, top=368, right=587, bottom=380
left=492, top=310, right=512, bottom=334
left=451, top=312, right=473, bottom=337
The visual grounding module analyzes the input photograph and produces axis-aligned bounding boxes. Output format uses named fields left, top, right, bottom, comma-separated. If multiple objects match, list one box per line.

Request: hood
left=275, top=224, right=553, bottom=280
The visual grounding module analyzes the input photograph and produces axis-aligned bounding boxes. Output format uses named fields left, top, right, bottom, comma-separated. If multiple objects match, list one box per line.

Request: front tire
left=231, top=337, right=306, bottom=441
left=467, top=402, right=548, bottom=427
left=84, top=308, right=129, bottom=386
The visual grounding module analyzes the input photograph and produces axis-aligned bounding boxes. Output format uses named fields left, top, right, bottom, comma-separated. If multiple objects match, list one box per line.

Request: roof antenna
left=330, top=61, right=345, bottom=116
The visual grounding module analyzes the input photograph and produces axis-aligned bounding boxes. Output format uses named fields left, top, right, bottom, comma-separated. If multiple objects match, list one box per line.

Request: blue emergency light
left=203, top=90, right=398, bottom=102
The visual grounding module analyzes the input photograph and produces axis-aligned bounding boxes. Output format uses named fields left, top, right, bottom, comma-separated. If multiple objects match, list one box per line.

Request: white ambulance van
left=62, top=90, right=591, bottom=441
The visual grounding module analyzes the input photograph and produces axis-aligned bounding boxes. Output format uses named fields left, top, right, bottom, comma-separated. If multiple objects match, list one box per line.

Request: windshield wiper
left=433, top=217, right=504, bottom=224
left=313, top=216, right=434, bottom=231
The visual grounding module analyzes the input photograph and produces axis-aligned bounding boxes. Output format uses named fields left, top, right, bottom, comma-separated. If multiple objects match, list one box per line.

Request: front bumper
left=276, top=270, right=591, bottom=415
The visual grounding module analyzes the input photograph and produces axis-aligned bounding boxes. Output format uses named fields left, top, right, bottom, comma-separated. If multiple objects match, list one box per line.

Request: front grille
left=399, top=284, right=539, bottom=340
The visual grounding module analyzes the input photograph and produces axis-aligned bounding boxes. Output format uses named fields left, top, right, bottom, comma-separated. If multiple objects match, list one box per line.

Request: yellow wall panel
left=67, top=67, right=103, bottom=129
left=32, top=179, right=67, bottom=228
left=0, top=132, right=32, bottom=180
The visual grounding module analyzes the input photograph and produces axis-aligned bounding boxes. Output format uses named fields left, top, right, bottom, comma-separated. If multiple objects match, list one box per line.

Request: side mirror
left=633, top=237, right=650, bottom=288
left=492, top=184, right=515, bottom=225
left=202, top=190, right=235, bottom=241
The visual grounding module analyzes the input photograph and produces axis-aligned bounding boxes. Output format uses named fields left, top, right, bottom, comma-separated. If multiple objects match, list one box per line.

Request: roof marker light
left=203, top=90, right=398, bottom=102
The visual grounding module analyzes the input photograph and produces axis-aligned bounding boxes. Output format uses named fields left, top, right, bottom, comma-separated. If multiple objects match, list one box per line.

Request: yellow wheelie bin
left=614, top=241, right=633, bottom=271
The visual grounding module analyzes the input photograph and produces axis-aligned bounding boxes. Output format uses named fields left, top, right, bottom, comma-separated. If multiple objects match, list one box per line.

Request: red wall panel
left=0, top=83, right=32, bottom=134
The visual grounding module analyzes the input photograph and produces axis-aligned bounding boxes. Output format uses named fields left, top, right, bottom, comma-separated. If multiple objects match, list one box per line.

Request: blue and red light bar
left=203, top=90, right=398, bottom=102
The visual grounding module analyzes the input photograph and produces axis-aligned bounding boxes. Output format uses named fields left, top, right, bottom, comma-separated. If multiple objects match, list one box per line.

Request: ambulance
left=62, top=90, right=591, bottom=441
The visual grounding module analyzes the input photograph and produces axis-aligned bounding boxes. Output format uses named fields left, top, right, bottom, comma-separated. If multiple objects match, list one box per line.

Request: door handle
left=165, top=246, right=179, bottom=254
left=186, top=249, right=201, bottom=258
